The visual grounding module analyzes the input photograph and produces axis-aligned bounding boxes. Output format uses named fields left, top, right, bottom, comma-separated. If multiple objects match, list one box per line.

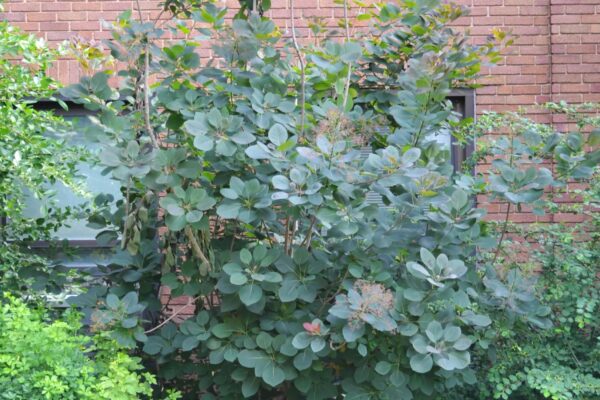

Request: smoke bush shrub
left=56, top=1, right=599, bottom=399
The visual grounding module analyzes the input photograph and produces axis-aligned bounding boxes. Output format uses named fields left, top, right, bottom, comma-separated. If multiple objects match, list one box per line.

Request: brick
left=512, top=25, right=548, bottom=35
left=475, top=0, right=503, bottom=5
left=560, top=24, right=591, bottom=34
left=4, top=11, right=25, bottom=22
left=519, top=6, right=547, bottom=16
left=534, top=55, right=551, bottom=65
left=7, top=3, right=41, bottom=12
left=551, top=14, right=581, bottom=24
left=520, top=45, right=550, bottom=55
left=57, top=11, right=87, bottom=21
left=505, top=55, right=536, bottom=65
left=473, top=16, right=504, bottom=25
left=480, top=75, right=505, bottom=85
left=583, top=93, right=600, bottom=102
left=42, top=3, right=72, bottom=12
left=87, top=11, right=123, bottom=21
left=39, top=22, right=70, bottom=31
left=565, top=44, right=596, bottom=54
left=583, top=75, right=600, bottom=83
left=27, top=12, right=57, bottom=22
left=553, top=74, right=583, bottom=83
left=46, top=31, right=77, bottom=40
left=504, top=0, right=536, bottom=5
left=478, top=95, right=507, bottom=105
left=554, top=93, right=583, bottom=103
left=564, top=5, right=596, bottom=14
left=490, top=7, right=518, bottom=16
left=512, top=85, right=542, bottom=95
left=553, top=54, right=582, bottom=64
left=581, top=14, right=600, bottom=24
left=508, top=16, right=535, bottom=25
left=70, top=21, right=101, bottom=31
left=506, top=75, right=536, bottom=85
left=552, top=35, right=581, bottom=44
left=559, top=84, right=591, bottom=93
left=102, top=2, right=136, bottom=12
left=73, top=2, right=101, bottom=11
left=581, top=33, right=600, bottom=42
left=489, top=65, right=522, bottom=75
left=521, top=65, right=549, bottom=75
left=506, top=95, right=537, bottom=104
left=582, top=54, right=600, bottom=63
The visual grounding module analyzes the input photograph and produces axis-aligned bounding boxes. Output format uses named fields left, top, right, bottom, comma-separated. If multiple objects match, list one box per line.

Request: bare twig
left=290, top=0, right=306, bottom=136
left=134, top=0, right=144, bottom=22
left=145, top=295, right=202, bottom=334
left=341, top=0, right=352, bottom=110
left=153, top=9, right=166, bottom=26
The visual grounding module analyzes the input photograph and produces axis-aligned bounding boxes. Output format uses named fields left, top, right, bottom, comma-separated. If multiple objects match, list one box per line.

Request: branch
left=120, top=179, right=131, bottom=250
left=300, top=215, right=316, bottom=248
left=144, top=295, right=202, bottom=334
left=318, top=268, right=349, bottom=316
left=290, top=0, right=306, bottom=136
left=134, top=0, right=144, bottom=21
left=492, top=202, right=511, bottom=266
left=341, top=0, right=352, bottom=110
left=143, top=46, right=160, bottom=149
left=492, top=130, right=516, bottom=266
left=283, top=216, right=291, bottom=255
left=184, top=225, right=212, bottom=270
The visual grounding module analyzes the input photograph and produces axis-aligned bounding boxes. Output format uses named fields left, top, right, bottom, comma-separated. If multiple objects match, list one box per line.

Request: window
left=18, top=101, right=122, bottom=275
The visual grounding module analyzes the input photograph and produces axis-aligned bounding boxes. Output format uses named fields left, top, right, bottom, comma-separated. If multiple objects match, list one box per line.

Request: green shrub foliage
left=0, top=295, right=160, bottom=399
left=448, top=104, right=600, bottom=400
left=0, top=19, right=88, bottom=295
left=59, top=1, right=599, bottom=399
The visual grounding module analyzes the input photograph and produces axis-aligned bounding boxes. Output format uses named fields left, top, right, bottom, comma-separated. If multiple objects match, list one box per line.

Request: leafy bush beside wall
left=1, top=0, right=598, bottom=398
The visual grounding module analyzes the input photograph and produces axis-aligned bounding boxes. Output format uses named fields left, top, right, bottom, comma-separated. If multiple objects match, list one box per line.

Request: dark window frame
left=448, top=88, right=476, bottom=173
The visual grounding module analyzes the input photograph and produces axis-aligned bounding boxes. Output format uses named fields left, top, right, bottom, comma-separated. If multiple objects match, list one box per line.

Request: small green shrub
left=0, top=295, right=164, bottom=400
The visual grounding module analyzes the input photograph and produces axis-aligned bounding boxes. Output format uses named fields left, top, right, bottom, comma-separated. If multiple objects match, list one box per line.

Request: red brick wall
left=2, top=0, right=599, bottom=226
left=3, top=1, right=598, bottom=111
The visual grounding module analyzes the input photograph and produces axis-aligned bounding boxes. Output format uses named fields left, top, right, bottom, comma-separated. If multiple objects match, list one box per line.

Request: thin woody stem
left=145, top=295, right=202, bottom=334
left=143, top=47, right=159, bottom=149
left=184, top=225, right=212, bottom=270
left=290, top=0, right=306, bottom=136
left=341, top=0, right=352, bottom=110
